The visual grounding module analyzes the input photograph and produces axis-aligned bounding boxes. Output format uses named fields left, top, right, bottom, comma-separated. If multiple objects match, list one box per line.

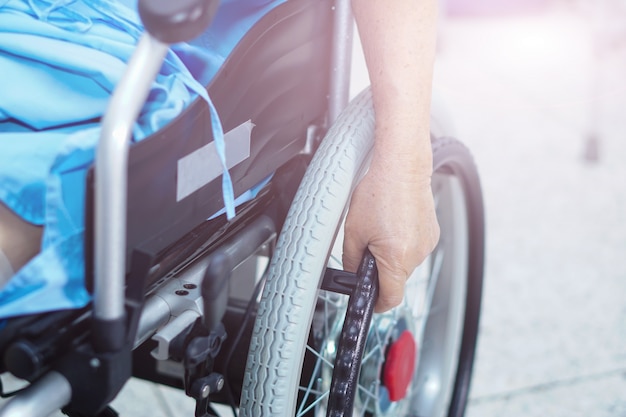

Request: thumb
left=344, top=243, right=407, bottom=313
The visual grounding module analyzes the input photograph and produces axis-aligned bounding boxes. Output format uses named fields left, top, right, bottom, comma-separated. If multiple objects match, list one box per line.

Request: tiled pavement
left=433, top=3, right=626, bottom=416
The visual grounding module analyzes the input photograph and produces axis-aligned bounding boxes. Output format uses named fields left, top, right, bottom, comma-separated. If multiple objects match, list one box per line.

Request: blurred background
left=429, top=0, right=626, bottom=415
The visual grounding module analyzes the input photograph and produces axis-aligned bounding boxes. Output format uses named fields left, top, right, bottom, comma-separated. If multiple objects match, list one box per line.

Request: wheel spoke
left=318, top=292, right=345, bottom=309
left=298, top=386, right=326, bottom=396
left=305, top=344, right=335, bottom=369
left=328, top=253, right=342, bottom=267
left=357, top=384, right=377, bottom=402
left=297, top=346, right=332, bottom=415
left=416, top=247, right=445, bottom=341
left=323, top=292, right=330, bottom=338
left=297, top=342, right=334, bottom=416
left=296, top=389, right=329, bottom=417
left=361, top=339, right=382, bottom=364
left=357, top=383, right=375, bottom=416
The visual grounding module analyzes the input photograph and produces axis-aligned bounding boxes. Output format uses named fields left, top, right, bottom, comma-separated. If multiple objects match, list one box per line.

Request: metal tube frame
left=328, top=0, right=355, bottom=125
left=0, top=372, right=72, bottom=417
left=94, top=34, right=169, bottom=324
left=0, top=1, right=358, bottom=415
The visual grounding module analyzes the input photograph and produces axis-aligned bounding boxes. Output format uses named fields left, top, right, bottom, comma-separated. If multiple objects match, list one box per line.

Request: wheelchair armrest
left=138, top=0, right=220, bottom=44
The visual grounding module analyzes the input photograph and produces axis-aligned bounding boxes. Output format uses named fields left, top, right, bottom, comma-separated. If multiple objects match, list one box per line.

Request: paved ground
left=2, top=2, right=625, bottom=417
left=434, top=3, right=626, bottom=416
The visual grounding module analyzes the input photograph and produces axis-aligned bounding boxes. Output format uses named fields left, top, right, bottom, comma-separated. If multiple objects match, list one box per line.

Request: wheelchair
left=0, top=0, right=485, bottom=416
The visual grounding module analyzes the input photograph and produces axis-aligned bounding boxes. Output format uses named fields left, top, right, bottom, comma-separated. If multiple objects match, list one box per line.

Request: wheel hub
left=383, top=330, right=417, bottom=402
left=320, top=304, right=420, bottom=416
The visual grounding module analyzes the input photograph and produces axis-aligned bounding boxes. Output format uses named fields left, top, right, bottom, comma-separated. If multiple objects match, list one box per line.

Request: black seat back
left=85, top=0, right=334, bottom=284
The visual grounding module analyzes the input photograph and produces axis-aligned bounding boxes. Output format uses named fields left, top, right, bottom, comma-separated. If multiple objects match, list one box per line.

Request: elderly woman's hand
left=343, top=144, right=439, bottom=312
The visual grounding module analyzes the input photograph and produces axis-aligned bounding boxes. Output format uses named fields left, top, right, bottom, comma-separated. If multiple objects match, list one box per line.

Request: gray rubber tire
left=240, top=88, right=376, bottom=416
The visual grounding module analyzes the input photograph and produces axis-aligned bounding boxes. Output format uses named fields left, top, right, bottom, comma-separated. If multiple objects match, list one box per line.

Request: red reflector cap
left=383, top=330, right=417, bottom=402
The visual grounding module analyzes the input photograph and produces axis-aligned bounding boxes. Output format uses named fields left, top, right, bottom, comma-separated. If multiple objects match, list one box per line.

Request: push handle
left=138, top=0, right=220, bottom=44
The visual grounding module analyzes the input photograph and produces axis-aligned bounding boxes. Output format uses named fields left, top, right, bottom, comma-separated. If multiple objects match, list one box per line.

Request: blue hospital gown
left=0, top=0, right=285, bottom=318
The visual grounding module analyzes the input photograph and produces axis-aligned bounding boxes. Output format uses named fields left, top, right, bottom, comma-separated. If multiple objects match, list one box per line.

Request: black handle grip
left=326, top=250, right=379, bottom=417
left=138, top=0, right=220, bottom=44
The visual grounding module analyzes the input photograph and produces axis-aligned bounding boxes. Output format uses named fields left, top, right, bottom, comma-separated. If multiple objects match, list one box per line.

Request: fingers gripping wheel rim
left=240, top=88, right=484, bottom=417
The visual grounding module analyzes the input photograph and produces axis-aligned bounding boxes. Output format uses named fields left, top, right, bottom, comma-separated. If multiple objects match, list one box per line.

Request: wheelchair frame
left=0, top=0, right=355, bottom=415
left=0, top=0, right=486, bottom=416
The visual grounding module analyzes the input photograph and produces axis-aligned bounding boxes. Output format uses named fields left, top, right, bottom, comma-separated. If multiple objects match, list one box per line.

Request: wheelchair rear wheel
left=240, top=88, right=484, bottom=417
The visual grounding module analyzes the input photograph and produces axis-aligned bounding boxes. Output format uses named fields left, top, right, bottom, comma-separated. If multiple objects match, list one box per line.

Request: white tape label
left=176, top=120, right=253, bottom=202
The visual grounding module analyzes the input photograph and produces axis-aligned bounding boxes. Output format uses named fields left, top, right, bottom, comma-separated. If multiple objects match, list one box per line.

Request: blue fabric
left=0, top=0, right=285, bottom=318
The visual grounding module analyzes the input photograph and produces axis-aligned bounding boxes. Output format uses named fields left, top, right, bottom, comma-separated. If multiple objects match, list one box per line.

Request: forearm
left=344, top=0, right=440, bottom=312
left=351, top=0, right=438, bottom=175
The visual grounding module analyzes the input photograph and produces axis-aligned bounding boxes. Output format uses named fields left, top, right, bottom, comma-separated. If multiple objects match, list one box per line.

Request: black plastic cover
left=83, top=0, right=333, bottom=294
left=86, top=0, right=333, bottom=278
left=138, top=0, right=220, bottom=44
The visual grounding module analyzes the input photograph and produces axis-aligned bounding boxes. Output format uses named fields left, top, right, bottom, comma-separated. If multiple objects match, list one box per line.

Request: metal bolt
left=183, top=283, right=197, bottom=290
left=90, top=358, right=101, bottom=369
left=175, top=290, right=189, bottom=296
left=201, top=384, right=211, bottom=399
left=216, top=376, right=225, bottom=392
